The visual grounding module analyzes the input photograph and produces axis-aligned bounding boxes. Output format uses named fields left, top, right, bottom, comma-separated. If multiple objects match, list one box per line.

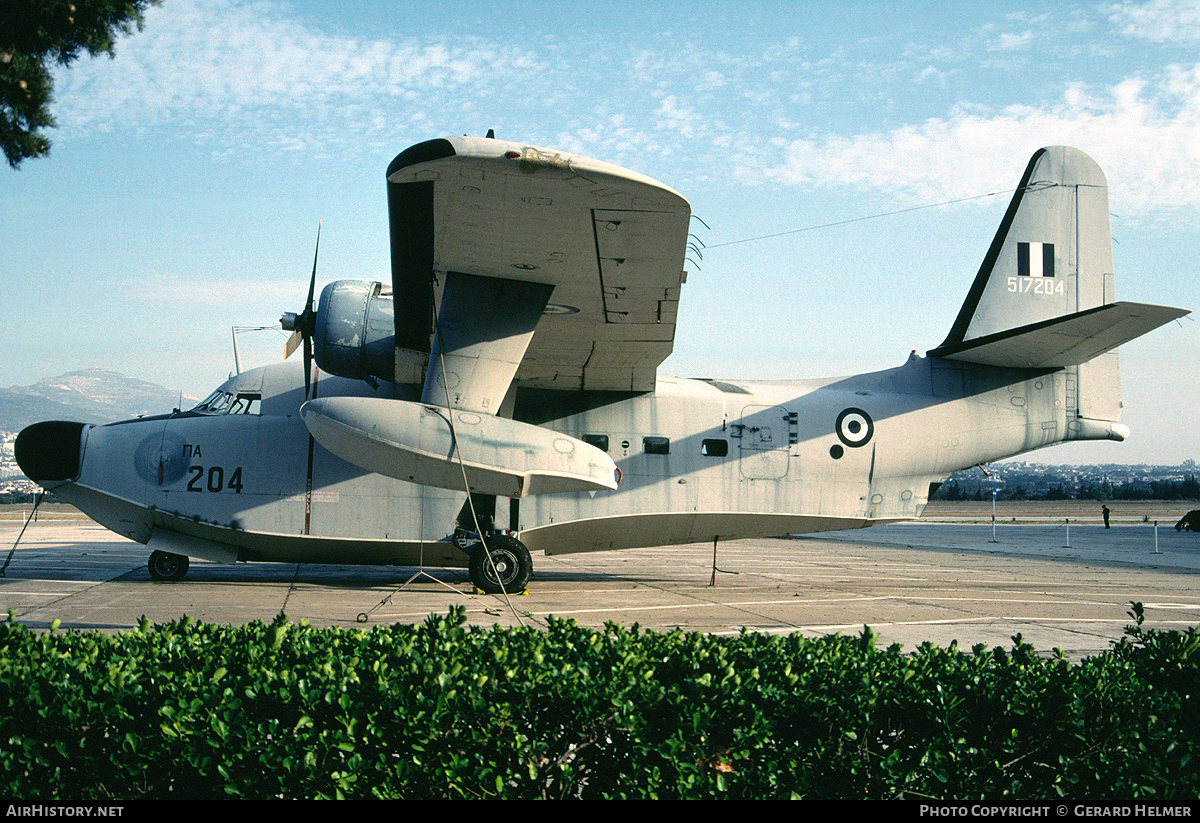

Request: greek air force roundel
left=835, top=408, right=874, bottom=448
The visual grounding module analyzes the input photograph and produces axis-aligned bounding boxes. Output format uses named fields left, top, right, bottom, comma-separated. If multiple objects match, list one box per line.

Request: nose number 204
left=186, top=465, right=244, bottom=493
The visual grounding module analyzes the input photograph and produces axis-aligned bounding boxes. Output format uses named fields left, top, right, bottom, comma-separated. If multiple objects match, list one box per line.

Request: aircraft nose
left=14, top=421, right=87, bottom=483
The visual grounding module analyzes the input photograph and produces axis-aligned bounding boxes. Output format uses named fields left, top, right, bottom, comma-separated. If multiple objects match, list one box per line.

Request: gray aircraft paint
left=14, top=141, right=1187, bottom=589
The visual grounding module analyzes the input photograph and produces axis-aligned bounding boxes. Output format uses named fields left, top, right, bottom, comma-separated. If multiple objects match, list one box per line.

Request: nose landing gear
left=148, top=550, right=190, bottom=582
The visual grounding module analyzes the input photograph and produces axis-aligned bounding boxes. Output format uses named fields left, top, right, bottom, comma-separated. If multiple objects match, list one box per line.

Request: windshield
left=192, top=390, right=261, bottom=415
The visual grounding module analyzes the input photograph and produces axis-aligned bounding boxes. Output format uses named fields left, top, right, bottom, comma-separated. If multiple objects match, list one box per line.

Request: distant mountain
left=0, top=370, right=198, bottom=431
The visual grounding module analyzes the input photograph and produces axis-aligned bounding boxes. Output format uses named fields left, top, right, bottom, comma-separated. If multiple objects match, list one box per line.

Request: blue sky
left=2, top=0, right=1198, bottom=464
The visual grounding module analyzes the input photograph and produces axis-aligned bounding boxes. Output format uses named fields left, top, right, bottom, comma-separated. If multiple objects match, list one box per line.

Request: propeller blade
left=285, top=329, right=302, bottom=359
left=307, top=223, right=320, bottom=312
left=303, top=333, right=313, bottom=399
left=279, top=223, right=323, bottom=397
left=303, top=224, right=319, bottom=398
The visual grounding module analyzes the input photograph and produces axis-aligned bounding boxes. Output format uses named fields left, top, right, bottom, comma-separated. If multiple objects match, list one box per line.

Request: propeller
left=281, top=224, right=320, bottom=398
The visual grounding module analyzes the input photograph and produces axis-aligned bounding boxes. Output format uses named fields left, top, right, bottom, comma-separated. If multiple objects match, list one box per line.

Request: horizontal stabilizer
left=301, top=397, right=619, bottom=498
left=929, top=301, right=1188, bottom=368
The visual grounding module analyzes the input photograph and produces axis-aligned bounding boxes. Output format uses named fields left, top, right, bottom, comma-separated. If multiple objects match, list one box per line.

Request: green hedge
left=1, top=604, right=1196, bottom=799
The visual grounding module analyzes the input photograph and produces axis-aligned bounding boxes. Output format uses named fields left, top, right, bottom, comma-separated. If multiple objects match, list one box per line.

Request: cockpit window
left=192, top=391, right=224, bottom=413
left=227, top=394, right=261, bottom=415
left=192, top=391, right=261, bottom=415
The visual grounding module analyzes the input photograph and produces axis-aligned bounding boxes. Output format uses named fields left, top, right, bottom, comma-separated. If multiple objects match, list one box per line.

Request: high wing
left=385, top=135, right=692, bottom=397
left=300, top=137, right=692, bottom=498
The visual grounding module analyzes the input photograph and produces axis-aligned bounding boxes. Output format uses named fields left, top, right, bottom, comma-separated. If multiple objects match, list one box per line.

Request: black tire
left=468, top=535, right=532, bottom=594
left=148, top=550, right=189, bottom=582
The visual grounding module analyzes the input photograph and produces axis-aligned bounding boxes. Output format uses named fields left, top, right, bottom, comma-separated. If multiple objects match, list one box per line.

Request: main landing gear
left=460, top=532, right=533, bottom=594
left=147, top=550, right=190, bottom=582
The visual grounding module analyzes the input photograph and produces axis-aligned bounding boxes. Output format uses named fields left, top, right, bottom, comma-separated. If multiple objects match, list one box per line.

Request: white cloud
left=1110, top=0, right=1200, bottom=42
left=654, top=95, right=702, bottom=141
left=916, top=65, right=951, bottom=85
left=51, top=0, right=545, bottom=156
left=38, top=0, right=1200, bottom=229
left=990, top=30, right=1034, bottom=51
left=748, top=66, right=1200, bottom=221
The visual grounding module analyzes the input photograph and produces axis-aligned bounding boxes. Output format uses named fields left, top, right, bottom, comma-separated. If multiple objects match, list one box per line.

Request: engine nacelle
left=313, top=280, right=398, bottom=384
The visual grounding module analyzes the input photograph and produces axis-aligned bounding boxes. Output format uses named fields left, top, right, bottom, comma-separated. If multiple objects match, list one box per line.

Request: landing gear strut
left=467, top=534, right=532, bottom=594
left=148, top=550, right=189, bottom=582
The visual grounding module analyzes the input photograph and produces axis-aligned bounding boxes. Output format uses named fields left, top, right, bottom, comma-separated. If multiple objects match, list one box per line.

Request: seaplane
left=15, top=136, right=1188, bottom=594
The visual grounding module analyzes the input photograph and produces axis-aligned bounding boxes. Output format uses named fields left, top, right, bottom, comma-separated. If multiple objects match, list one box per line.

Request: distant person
left=1175, top=510, right=1200, bottom=532
left=1102, top=504, right=1111, bottom=529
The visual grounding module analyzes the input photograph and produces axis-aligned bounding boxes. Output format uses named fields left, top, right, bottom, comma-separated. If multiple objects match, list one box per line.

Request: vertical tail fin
left=938, top=146, right=1114, bottom=348
left=930, top=146, right=1186, bottom=426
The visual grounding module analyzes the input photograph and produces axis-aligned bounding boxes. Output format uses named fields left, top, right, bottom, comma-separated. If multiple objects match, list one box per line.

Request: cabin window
left=581, top=434, right=609, bottom=451
left=643, top=436, right=670, bottom=455
left=701, top=438, right=728, bottom=456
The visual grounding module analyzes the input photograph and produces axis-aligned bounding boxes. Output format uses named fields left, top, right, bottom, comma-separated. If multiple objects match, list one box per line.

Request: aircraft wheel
left=148, top=550, right=189, bottom=582
left=469, top=535, right=532, bottom=594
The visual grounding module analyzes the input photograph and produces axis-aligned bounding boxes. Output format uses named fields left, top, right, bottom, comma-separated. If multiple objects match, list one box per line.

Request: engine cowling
left=312, top=280, right=398, bottom=384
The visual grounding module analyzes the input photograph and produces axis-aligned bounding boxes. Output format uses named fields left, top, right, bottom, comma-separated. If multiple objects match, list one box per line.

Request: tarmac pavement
left=2, top=518, right=1198, bottom=659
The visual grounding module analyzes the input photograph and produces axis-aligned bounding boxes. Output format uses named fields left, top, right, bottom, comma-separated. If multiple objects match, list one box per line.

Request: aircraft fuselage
left=14, top=141, right=1180, bottom=591
left=24, top=349, right=1122, bottom=573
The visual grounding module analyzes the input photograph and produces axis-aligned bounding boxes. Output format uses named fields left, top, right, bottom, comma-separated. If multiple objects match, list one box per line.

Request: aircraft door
left=734, top=404, right=791, bottom=480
